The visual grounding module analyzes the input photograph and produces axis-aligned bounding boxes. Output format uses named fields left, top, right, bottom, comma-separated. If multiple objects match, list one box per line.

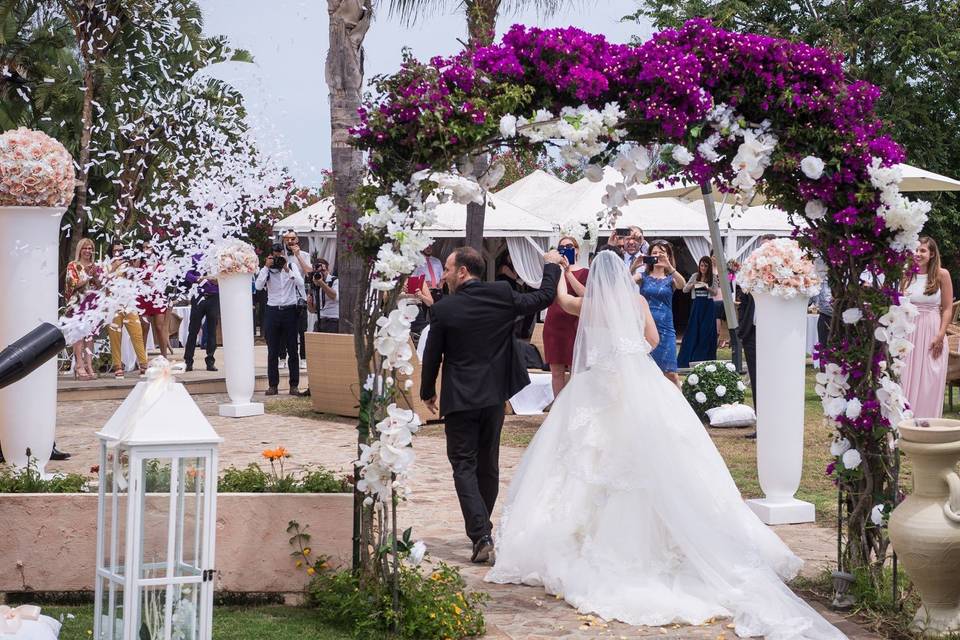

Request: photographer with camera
left=279, top=231, right=311, bottom=370
left=307, top=258, right=339, bottom=333
left=255, top=243, right=305, bottom=396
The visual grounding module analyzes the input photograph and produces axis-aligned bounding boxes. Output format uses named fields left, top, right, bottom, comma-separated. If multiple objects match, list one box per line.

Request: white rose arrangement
left=682, top=360, right=747, bottom=420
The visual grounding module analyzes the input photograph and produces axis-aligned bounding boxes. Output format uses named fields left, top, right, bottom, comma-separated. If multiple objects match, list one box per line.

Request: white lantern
left=94, top=363, right=222, bottom=640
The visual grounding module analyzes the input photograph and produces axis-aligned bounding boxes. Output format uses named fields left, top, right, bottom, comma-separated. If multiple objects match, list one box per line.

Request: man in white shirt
left=412, top=244, right=443, bottom=289
left=255, top=243, right=305, bottom=396
left=308, top=258, right=340, bottom=333
left=411, top=245, right=444, bottom=335
left=622, top=227, right=650, bottom=274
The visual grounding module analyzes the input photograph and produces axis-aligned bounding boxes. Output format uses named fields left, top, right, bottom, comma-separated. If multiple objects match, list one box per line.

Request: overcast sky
left=198, top=0, right=653, bottom=187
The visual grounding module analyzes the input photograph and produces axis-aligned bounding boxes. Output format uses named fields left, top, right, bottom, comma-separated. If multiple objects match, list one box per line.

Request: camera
left=270, top=243, right=286, bottom=270
left=642, top=255, right=658, bottom=267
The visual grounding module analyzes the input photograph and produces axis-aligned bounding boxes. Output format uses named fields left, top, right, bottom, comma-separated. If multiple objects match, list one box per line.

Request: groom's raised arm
left=512, top=262, right=562, bottom=316
left=420, top=314, right=445, bottom=402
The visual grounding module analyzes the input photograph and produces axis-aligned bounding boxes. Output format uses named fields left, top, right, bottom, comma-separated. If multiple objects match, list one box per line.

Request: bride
left=486, top=250, right=845, bottom=640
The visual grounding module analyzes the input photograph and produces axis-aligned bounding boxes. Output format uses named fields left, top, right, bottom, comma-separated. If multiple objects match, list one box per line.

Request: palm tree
left=387, top=0, right=579, bottom=249
left=327, top=0, right=372, bottom=339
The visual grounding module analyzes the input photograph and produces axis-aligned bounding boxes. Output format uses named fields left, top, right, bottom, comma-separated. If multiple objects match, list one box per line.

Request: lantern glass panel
left=100, top=448, right=130, bottom=576
left=138, top=457, right=177, bottom=576
left=175, top=456, right=207, bottom=577
left=135, top=582, right=203, bottom=640
left=98, top=576, right=125, bottom=640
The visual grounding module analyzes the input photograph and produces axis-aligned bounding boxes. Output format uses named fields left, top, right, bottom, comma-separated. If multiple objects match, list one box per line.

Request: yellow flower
left=295, top=560, right=302, bottom=568
left=453, top=605, right=462, bottom=616
left=303, top=547, right=311, bottom=556
left=307, top=567, right=316, bottom=575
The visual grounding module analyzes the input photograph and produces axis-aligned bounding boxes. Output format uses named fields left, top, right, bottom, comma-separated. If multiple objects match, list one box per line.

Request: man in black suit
left=421, top=246, right=563, bottom=563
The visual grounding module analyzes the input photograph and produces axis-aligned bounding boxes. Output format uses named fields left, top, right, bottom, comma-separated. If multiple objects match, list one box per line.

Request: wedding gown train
left=485, top=252, right=845, bottom=640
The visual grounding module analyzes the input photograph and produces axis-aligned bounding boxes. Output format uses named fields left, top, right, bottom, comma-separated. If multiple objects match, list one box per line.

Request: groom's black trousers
left=444, top=404, right=505, bottom=543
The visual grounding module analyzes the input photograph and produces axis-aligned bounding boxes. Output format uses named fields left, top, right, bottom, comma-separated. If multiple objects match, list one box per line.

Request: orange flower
left=262, top=446, right=292, bottom=461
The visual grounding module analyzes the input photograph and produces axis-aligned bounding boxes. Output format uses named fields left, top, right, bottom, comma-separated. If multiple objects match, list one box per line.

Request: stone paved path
left=50, top=392, right=879, bottom=639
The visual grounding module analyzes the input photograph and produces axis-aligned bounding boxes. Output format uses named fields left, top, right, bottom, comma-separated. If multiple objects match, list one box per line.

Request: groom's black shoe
left=471, top=536, right=495, bottom=564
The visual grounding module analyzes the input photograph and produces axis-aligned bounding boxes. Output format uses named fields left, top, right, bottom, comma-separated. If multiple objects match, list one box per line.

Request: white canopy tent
left=272, top=191, right=555, bottom=285
left=499, top=166, right=794, bottom=265
left=493, top=169, right=569, bottom=211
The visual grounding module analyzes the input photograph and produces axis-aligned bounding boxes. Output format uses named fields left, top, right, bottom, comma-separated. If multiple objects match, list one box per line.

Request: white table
left=172, top=305, right=191, bottom=347
left=120, top=324, right=156, bottom=371
left=509, top=373, right=554, bottom=415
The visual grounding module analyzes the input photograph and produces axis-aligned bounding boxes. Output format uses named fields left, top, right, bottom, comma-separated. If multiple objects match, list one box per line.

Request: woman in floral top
left=64, top=237, right=102, bottom=380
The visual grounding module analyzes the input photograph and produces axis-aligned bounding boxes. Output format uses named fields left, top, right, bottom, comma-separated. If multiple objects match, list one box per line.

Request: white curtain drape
left=735, top=235, right=761, bottom=261
left=314, top=237, right=338, bottom=269
left=506, top=236, right=549, bottom=288
left=683, top=235, right=712, bottom=264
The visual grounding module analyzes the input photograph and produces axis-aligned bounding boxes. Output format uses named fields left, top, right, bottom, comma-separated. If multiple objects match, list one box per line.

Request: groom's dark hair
left=452, top=246, right=485, bottom=278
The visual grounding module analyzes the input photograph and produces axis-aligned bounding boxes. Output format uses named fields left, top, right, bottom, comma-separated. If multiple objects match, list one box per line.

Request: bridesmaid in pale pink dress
left=900, top=236, right=954, bottom=418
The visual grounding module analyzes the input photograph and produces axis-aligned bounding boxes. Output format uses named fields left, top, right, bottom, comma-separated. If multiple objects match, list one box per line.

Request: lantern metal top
left=96, top=366, right=222, bottom=447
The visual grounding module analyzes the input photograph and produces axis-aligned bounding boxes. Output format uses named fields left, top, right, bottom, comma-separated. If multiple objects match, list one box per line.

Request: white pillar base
left=218, top=402, right=264, bottom=418
left=746, top=497, right=816, bottom=525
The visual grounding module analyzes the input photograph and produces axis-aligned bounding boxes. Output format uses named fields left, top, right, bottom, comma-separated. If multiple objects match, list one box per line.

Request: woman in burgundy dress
left=543, top=236, right=589, bottom=397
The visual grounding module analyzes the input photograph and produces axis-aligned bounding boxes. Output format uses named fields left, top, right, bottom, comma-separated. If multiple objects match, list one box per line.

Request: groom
left=421, top=246, right=563, bottom=563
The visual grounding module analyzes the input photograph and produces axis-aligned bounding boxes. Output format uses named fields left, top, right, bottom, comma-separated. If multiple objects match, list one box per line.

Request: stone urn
left=889, top=419, right=960, bottom=637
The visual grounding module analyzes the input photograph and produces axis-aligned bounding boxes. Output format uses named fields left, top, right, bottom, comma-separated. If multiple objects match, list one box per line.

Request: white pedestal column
left=217, top=272, right=263, bottom=418
left=0, top=206, right=66, bottom=471
left=745, top=291, right=816, bottom=524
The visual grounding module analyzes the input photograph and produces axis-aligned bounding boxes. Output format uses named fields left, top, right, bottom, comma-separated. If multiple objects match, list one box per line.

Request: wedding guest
left=622, top=229, right=645, bottom=273
left=636, top=240, right=685, bottom=386
left=64, top=237, right=102, bottom=380
left=411, top=245, right=444, bottom=336
left=543, top=236, right=589, bottom=396
left=900, top=236, right=953, bottom=418
left=183, top=253, right=219, bottom=372
left=737, top=234, right=777, bottom=439
left=136, top=242, right=172, bottom=359
left=677, top=256, right=719, bottom=368
left=106, top=242, right=148, bottom=378
left=308, top=258, right=340, bottom=333
left=256, top=243, right=305, bottom=396
left=281, top=232, right=310, bottom=370
left=811, top=260, right=833, bottom=371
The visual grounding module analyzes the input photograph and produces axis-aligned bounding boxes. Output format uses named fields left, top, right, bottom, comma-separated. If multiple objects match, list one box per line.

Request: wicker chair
left=946, top=333, right=960, bottom=412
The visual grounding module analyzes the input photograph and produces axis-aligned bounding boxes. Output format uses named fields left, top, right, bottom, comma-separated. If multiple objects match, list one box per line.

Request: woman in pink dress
left=543, top=236, right=589, bottom=397
left=900, top=236, right=953, bottom=419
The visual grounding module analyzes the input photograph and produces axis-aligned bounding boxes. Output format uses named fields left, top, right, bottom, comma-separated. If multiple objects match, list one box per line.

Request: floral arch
left=346, top=18, right=929, bottom=587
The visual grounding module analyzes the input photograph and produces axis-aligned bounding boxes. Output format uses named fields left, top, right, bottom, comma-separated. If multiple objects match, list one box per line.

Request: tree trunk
left=59, top=65, right=95, bottom=287
left=326, top=0, right=372, bottom=336
left=462, top=0, right=501, bottom=254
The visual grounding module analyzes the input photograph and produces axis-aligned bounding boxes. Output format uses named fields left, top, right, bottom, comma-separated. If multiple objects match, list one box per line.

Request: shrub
left=0, top=457, right=89, bottom=493
left=217, top=463, right=351, bottom=493
left=682, top=360, right=746, bottom=420
left=306, top=562, right=487, bottom=640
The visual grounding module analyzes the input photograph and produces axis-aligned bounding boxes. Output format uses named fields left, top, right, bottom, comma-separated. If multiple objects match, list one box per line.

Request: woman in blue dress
left=677, top=256, right=719, bottom=368
left=636, top=240, right=686, bottom=386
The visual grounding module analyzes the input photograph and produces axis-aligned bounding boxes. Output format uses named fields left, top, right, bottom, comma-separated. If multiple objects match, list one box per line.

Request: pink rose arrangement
left=0, top=127, right=75, bottom=207
left=214, top=239, right=259, bottom=275
left=736, top=238, right=821, bottom=300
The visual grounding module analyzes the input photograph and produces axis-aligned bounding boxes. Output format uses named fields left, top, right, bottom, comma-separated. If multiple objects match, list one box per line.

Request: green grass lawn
left=44, top=606, right=352, bottom=640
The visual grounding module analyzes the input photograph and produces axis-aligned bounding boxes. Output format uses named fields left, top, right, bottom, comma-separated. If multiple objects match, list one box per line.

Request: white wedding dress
left=485, top=252, right=845, bottom=640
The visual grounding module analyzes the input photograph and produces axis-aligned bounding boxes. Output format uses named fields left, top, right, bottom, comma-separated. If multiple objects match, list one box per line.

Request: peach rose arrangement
left=0, top=127, right=75, bottom=207
left=737, top=238, right=821, bottom=299
left=214, top=238, right=259, bottom=274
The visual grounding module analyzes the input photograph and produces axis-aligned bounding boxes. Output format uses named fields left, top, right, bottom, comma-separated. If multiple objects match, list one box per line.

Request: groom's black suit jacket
left=421, top=264, right=561, bottom=417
